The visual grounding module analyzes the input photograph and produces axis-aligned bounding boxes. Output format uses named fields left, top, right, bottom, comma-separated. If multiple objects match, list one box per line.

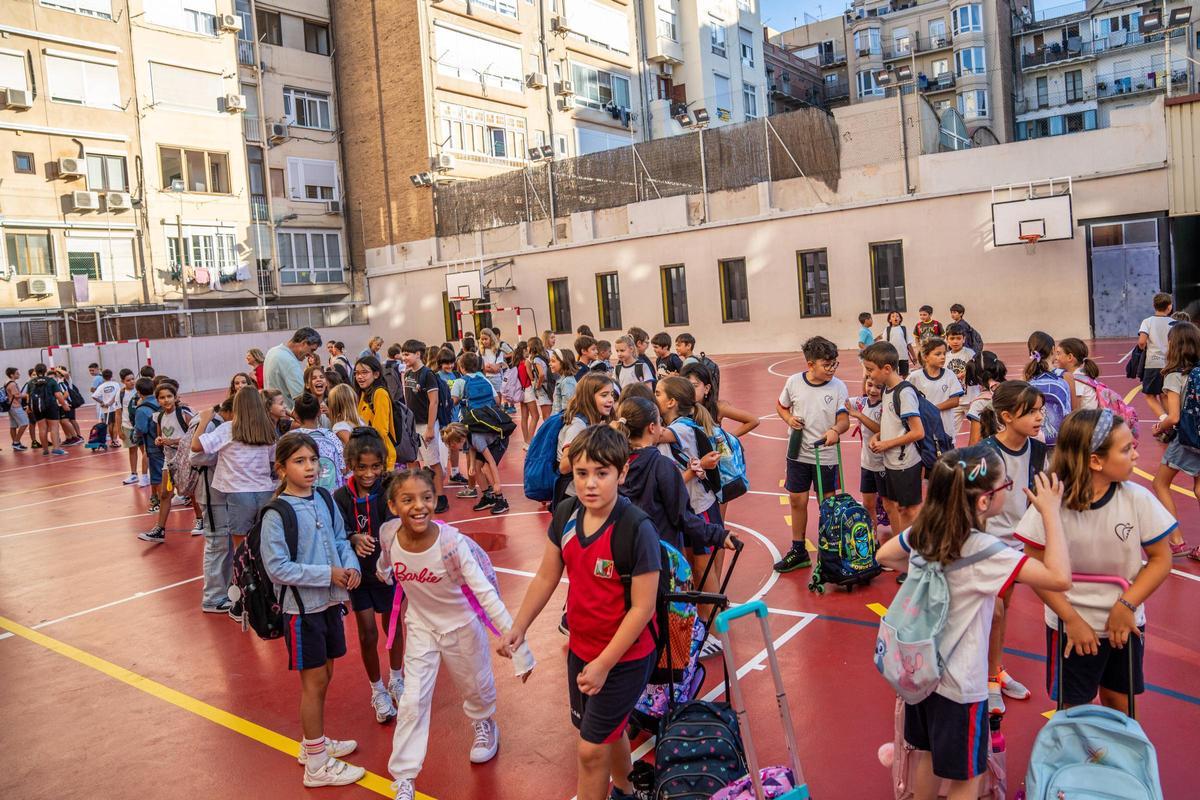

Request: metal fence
left=0, top=303, right=368, bottom=351
left=433, top=107, right=842, bottom=237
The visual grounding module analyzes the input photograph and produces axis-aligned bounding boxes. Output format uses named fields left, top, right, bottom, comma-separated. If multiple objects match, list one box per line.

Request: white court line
left=0, top=485, right=121, bottom=513
left=0, top=447, right=121, bottom=474
left=718, top=355, right=771, bottom=370
left=1, top=508, right=193, bottom=541
left=0, top=576, right=201, bottom=642
left=766, top=356, right=803, bottom=378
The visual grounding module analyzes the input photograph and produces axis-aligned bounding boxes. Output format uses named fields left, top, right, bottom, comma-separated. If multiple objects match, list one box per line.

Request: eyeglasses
left=820, top=360, right=840, bottom=370
left=983, top=479, right=1014, bottom=497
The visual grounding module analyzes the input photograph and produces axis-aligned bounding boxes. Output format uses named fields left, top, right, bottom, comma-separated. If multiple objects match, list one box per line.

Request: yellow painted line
left=0, top=615, right=426, bottom=799
left=778, top=479, right=785, bottom=488
left=1042, top=709, right=1056, bottom=719
left=779, top=495, right=788, bottom=505
left=1134, top=466, right=1196, bottom=498
left=781, top=518, right=818, bottom=552
left=867, top=602, right=888, bottom=618
left=784, top=515, right=790, bottom=527
left=1124, top=384, right=1140, bottom=404
left=0, top=471, right=125, bottom=498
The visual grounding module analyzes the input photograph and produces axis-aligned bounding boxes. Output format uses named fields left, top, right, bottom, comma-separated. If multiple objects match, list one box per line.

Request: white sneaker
left=138, top=475, right=150, bottom=488
left=191, top=518, right=205, bottom=536
left=394, top=778, right=416, bottom=800
left=469, top=718, right=499, bottom=763
left=302, top=757, right=365, bottom=788
left=699, top=634, right=724, bottom=659
left=171, top=494, right=191, bottom=507
left=297, top=737, right=358, bottom=765
left=388, top=675, right=405, bottom=707
left=122, top=474, right=139, bottom=485
left=372, top=686, right=397, bottom=723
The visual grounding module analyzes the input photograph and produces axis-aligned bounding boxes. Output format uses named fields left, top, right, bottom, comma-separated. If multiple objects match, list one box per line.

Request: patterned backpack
left=1073, top=376, right=1140, bottom=441
left=1178, top=365, right=1200, bottom=448
left=1029, top=372, right=1072, bottom=446
left=808, top=444, right=880, bottom=594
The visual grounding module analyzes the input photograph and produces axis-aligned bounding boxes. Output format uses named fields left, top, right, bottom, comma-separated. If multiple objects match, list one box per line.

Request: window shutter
left=0, top=53, right=28, bottom=93
left=46, top=56, right=85, bottom=103
left=286, top=158, right=302, bottom=200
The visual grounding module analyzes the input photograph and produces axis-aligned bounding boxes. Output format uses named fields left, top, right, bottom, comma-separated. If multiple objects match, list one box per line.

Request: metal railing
left=243, top=114, right=261, bottom=142
left=1096, top=71, right=1189, bottom=99
left=824, top=79, right=850, bottom=100
left=237, top=39, right=256, bottom=67
left=250, top=193, right=269, bottom=221
left=1021, top=40, right=1094, bottom=69
left=1014, top=87, right=1096, bottom=113
left=884, top=34, right=953, bottom=60
left=819, top=50, right=847, bottom=67
left=918, top=73, right=956, bottom=93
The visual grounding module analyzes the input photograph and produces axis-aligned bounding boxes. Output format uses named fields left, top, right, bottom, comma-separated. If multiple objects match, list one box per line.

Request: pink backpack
left=886, top=696, right=1005, bottom=799
left=1075, top=376, right=1140, bottom=442
left=384, top=521, right=501, bottom=647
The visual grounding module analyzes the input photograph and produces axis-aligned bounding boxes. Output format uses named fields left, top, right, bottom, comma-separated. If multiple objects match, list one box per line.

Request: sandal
left=1189, top=546, right=1200, bottom=563
left=1170, top=540, right=1190, bottom=557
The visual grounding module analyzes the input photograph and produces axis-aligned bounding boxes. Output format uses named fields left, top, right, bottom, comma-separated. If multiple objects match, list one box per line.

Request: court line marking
left=766, top=356, right=803, bottom=379
left=0, top=615, right=418, bottom=798
left=0, top=506, right=196, bottom=540
left=0, top=447, right=121, bottom=474
left=0, top=470, right=126, bottom=498
left=0, top=485, right=127, bottom=513
left=0, top=576, right=201, bottom=642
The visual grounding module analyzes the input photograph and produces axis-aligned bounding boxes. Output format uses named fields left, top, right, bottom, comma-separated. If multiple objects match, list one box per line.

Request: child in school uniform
left=1138, top=292, right=1174, bottom=421
left=908, top=338, right=965, bottom=441
left=862, top=342, right=926, bottom=532
left=1052, top=338, right=1101, bottom=412
left=1016, top=409, right=1175, bottom=715
left=1149, top=322, right=1200, bottom=557
left=845, top=374, right=886, bottom=533
left=944, top=323, right=978, bottom=436
left=259, top=432, right=365, bottom=788
left=501, top=426, right=661, bottom=800
left=557, top=372, right=617, bottom=504
left=876, top=446, right=1071, bottom=796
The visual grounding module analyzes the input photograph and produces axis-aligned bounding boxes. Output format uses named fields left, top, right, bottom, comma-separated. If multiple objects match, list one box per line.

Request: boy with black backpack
left=131, top=377, right=162, bottom=512
left=863, top=341, right=927, bottom=534
left=28, top=363, right=69, bottom=456
left=138, top=381, right=198, bottom=543
left=400, top=339, right=449, bottom=514
left=500, top=425, right=659, bottom=800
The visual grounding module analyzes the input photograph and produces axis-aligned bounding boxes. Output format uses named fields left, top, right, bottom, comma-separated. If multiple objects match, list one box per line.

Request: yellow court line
left=1041, top=709, right=1056, bottom=719
left=867, top=602, right=888, bottom=618
left=781, top=518, right=817, bottom=551
left=779, top=495, right=788, bottom=505
left=1121, top=384, right=1196, bottom=497
left=0, top=471, right=126, bottom=498
left=1124, top=384, right=1140, bottom=404
left=0, top=615, right=429, bottom=799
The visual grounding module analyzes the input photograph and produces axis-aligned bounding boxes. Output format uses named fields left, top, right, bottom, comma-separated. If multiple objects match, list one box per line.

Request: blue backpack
left=892, top=381, right=955, bottom=470
left=462, top=373, right=497, bottom=410
left=715, top=427, right=749, bottom=503
left=522, top=412, right=565, bottom=501
left=1024, top=705, right=1163, bottom=800
left=1176, top=365, right=1200, bottom=448
left=808, top=444, right=880, bottom=593
left=1030, top=371, right=1073, bottom=446
left=434, top=372, right=454, bottom=427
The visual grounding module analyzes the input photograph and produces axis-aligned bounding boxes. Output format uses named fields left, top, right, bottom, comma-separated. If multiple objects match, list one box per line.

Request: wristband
left=1117, top=597, right=1137, bottom=614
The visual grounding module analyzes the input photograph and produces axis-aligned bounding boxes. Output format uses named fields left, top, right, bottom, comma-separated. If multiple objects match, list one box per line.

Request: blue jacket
left=260, top=492, right=358, bottom=615
left=133, top=396, right=161, bottom=451
left=620, top=445, right=726, bottom=553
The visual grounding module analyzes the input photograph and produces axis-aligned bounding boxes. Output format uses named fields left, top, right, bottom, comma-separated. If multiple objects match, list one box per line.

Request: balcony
left=1021, top=40, right=1094, bottom=70
left=243, top=114, right=261, bottom=142
left=823, top=79, right=850, bottom=101
left=250, top=193, right=269, bottom=222
left=819, top=50, right=847, bottom=67
left=918, top=73, right=956, bottom=93
left=1014, top=88, right=1096, bottom=114
left=884, top=34, right=953, bottom=60
left=257, top=263, right=276, bottom=297
left=237, top=39, right=255, bottom=67
left=1097, top=70, right=1189, bottom=100
left=1092, top=28, right=1184, bottom=56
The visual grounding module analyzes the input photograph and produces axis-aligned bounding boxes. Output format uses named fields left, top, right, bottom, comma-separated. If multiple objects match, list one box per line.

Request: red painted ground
left=1, top=340, right=1197, bottom=800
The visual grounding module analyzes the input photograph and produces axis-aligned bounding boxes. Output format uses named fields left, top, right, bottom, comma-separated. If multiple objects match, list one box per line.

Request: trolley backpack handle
left=1055, top=573, right=1136, bottom=717
left=812, top=441, right=846, bottom=499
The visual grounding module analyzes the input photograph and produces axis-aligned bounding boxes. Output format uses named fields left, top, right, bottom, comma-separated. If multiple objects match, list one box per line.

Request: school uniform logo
left=1114, top=523, right=1133, bottom=542
left=593, top=558, right=615, bottom=579
left=824, top=394, right=833, bottom=405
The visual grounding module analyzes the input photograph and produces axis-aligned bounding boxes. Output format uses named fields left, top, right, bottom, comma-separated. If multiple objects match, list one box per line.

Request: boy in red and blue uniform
left=501, top=425, right=660, bottom=800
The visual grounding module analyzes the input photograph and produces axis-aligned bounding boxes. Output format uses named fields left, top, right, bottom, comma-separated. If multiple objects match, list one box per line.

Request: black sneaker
left=489, top=495, right=509, bottom=515
left=472, top=491, right=496, bottom=512
left=434, top=495, right=449, bottom=514
left=448, top=473, right=468, bottom=485
left=558, top=613, right=569, bottom=635
left=773, top=546, right=812, bottom=573
left=896, top=573, right=908, bottom=585
left=137, top=527, right=166, bottom=544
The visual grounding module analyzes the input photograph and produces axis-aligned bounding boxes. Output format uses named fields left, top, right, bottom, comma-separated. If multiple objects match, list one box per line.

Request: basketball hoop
left=1019, top=233, right=1042, bottom=255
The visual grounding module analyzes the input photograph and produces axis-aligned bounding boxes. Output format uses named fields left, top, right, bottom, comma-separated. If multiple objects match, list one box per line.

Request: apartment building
left=771, top=15, right=852, bottom=108
left=763, top=30, right=826, bottom=113
left=1012, top=0, right=1197, bottom=141
left=775, top=0, right=1015, bottom=141
left=234, top=0, right=350, bottom=301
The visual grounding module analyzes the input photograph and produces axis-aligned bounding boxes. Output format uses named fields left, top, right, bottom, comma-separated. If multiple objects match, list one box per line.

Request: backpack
left=963, top=322, right=984, bottom=353
left=463, top=373, right=497, bottom=410
left=29, top=376, right=59, bottom=418
left=1028, top=371, right=1072, bottom=446
left=463, top=404, right=516, bottom=440
left=1177, top=365, right=1200, bottom=448
left=500, top=365, right=524, bottom=405
left=171, top=414, right=211, bottom=508
left=1075, top=375, right=1140, bottom=442
left=714, top=427, right=749, bottom=503
left=65, top=381, right=84, bottom=410
left=614, top=361, right=649, bottom=385
left=653, top=700, right=747, bottom=800
left=154, top=407, right=188, bottom=444
left=0, top=380, right=12, bottom=413
left=697, top=352, right=721, bottom=399
left=369, top=388, right=421, bottom=465
left=434, top=372, right=454, bottom=427
left=229, top=488, right=337, bottom=640
left=892, top=381, right=954, bottom=470
left=523, top=411, right=566, bottom=501
left=808, top=445, right=880, bottom=593
left=1023, top=705, right=1163, bottom=800
left=381, top=520, right=502, bottom=649
left=874, top=540, right=1008, bottom=704
left=300, top=427, right=345, bottom=492
left=667, top=416, right=722, bottom=496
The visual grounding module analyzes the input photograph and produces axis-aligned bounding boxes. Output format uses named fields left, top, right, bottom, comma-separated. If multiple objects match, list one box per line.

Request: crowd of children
left=6, top=296, right=1190, bottom=799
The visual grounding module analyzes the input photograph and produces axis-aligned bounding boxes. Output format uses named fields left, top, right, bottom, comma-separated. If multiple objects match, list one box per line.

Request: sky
left=758, top=0, right=850, bottom=34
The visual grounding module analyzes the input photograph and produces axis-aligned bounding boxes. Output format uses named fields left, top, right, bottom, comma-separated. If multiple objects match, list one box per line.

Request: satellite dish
left=938, top=108, right=970, bottom=151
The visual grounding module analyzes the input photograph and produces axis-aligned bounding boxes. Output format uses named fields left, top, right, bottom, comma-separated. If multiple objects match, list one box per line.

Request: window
left=45, top=53, right=119, bottom=109
left=656, top=3, right=677, bottom=40
left=1090, top=218, right=1157, bottom=248
left=595, top=272, right=621, bottom=330
left=473, top=0, right=518, bottom=17
left=954, top=47, right=985, bottom=76
left=718, top=258, right=749, bottom=322
left=548, top=278, right=571, bottom=333
left=284, top=87, right=332, bottom=130
left=67, top=236, right=135, bottom=281
left=577, top=127, right=627, bottom=154
left=869, top=241, right=906, bottom=313
left=434, top=24, right=523, bottom=92
left=167, top=227, right=237, bottom=275
left=1036, top=76, right=1048, bottom=107
left=437, top=102, right=527, bottom=164
left=956, top=89, right=988, bottom=118
left=563, top=0, right=630, bottom=53
left=857, top=69, right=882, bottom=98
left=660, top=265, right=688, bottom=325
left=13, top=152, right=35, bottom=175
left=951, top=4, right=982, bottom=35
left=854, top=28, right=881, bottom=54
left=928, top=18, right=946, bottom=44
left=85, top=153, right=126, bottom=191
left=5, top=231, right=54, bottom=275
left=286, top=157, right=338, bottom=201
left=1015, top=109, right=1096, bottom=140
left=797, top=250, right=831, bottom=317
left=277, top=230, right=344, bottom=284
left=256, top=9, right=282, bottom=45
left=149, top=62, right=222, bottom=113
left=739, top=27, right=755, bottom=67
left=40, top=0, right=113, bottom=19
left=270, top=167, right=286, bottom=197
left=711, top=18, right=727, bottom=57
left=68, top=251, right=101, bottom=280
left=304, top=20, right=330, bottom=55
left=158, top=147, right=229, bottom=193
left=0, top=52, right=28, bottom=94
left=931, top=58, right=949, bottom=77
left=570, top=63, right=631, bottom=110
left=742, top=83, right=757, bottom=118
left=714, top=73, right=731, bottom=115
left=143, top=0, right=218, bottom=35
left=1065, top=69, right=1083, bottom=102
left=893, top=28, right=912, bottom=55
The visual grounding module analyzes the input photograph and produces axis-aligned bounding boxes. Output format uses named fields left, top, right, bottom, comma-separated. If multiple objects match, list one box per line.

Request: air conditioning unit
left=324, top=199, right=342, bottom=215
left=105, top=191, right=132, bottom=210
left=58, top=157, right=86, bottom=178
left=224, top=94, right=247, bottom=113
left=550, top=16, right=568, bottom=32
left=432, top=153, right=456, bottom=172
left=26, top=276, right=54, bottom=296
left=268, top=122, right=289, bottom=142
left=2, top=88, right=31, bottom=109
left=525, top=71, right=547, bottom=89
left=68, top=190, right=100, bottom=211
left=555, top=80, right=575, bottom=96
left=557, top=96, right=575, bottom=111
left=219, top=13, right=243, bottom=32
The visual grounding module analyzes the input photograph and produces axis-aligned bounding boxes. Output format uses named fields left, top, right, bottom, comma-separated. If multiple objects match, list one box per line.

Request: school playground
left=0, top=339, right=1196, bottom=800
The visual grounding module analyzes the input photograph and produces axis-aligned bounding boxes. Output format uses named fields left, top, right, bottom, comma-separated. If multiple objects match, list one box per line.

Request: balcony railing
left=237, top=39, right=255, bottom=67
left=250, top=193, right=269, bottom=222
left=243, top=114, right=261, bottom=142
left=1014, top=88, right=1096, bottom=114
left=1096, top=70, right=1189, bottom=99
left=918, top=73, right=956, bottom=93
left=1021, top=40, right=1093, bottom=69
left=819, top=50, right=847, bottom=67
left=823, top=80, right=850, bottom=100
left=884, top=34, right=953, bottom=60
left=257, top=264, right=276, bottom=297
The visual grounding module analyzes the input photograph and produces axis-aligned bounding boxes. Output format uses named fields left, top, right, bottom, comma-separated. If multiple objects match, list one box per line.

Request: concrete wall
left=3, top=324, right=371, bottom=393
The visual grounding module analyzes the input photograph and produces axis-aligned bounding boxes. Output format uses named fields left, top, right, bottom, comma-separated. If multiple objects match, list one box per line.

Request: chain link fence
left=434, top=107, right=841, bottom=237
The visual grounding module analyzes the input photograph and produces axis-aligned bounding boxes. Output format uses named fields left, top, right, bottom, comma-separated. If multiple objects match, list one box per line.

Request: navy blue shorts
left=283, top=604, right=347, bottom=671
left=148, top=449, right=164, bottom=486
left=350, top=580, right=395, bottom=614
left=860, top=468, right=884, bottom=495
left=1046, top=624, right=1144, bottom=706
left=567, top=650, right=654, bottom=744
left=687, top=502, right=723, bottom=555
left=903, top=692, right=990, bottom=781
left=1141, top=367, right=1164, bottom=396
left=785, top=459, right=837, bottom=495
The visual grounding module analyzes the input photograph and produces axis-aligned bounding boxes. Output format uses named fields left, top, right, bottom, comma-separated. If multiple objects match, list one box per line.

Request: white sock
left=371, top=679, right=385, bottom=692
left=303, top=736, right=329, bottom=772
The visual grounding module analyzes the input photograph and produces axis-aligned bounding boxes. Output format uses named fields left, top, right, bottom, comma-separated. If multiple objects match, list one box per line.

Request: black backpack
left=891, top=381, right=955, bottom=470
left=66, top=381, right=85, bottom=410
left=29, top=376, right=59, bottom=417
left=434, top=372, right=454, bottom=428
left=0, top=380, right=13, bottom=413
left=230, top=489, right=335, bottom=640
left=382, top=360, right=404, bottom=403
left=369, top=388, right=422, bottom=465
left=652, top=700, right=747, bottom=799
left=698, top=352, right=721, bottom=399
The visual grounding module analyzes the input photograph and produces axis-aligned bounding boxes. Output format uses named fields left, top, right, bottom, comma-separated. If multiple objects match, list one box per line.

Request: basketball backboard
left=990, top=178, right=1074, bottom=247
left=445, top=269, right=483, bottom=301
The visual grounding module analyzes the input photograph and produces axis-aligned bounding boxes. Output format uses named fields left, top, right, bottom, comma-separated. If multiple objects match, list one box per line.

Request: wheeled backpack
left=808, top=443, right=880, bottom=593
left=653, top=700, right=748, bottom=799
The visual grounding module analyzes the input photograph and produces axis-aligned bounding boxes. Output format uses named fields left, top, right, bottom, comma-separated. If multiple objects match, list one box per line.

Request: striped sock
left=303, top=737, right=329, bottom=772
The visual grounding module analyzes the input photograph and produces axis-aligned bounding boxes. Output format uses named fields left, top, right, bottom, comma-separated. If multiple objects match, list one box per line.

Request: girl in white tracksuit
left=377, top=468, right=534, bottom=800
